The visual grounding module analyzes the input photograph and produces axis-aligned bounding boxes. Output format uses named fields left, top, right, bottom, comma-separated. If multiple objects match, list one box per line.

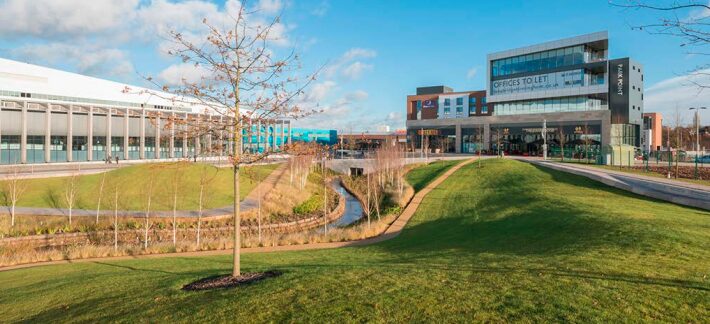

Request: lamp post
left=689, top=107, right=706, bottom=153
left=542, top=119, right=547, bottom=160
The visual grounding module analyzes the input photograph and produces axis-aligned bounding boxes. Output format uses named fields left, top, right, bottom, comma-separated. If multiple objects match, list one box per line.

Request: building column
left=205, top=118, right=212, bottom=157
left=154, top=114, right=160, bottom=159
left=483, top=123, right=491, bottom=150
left=183, top=113, right=188, bottom=157
left=287, top=121, right=292, bottom=144
left=169, top=112, right=175, bottom=158
left=195, top=115, right=202, bottom=156
left=0, top=103, right=3, bottom=163
left=455, top=124, right=462, bottom=154
left=123, top=109, right=129, bottom=160
left=256, top=120, right=261, bottom=153
left=139, top=109, right=146, bottom=159
left=105, top=108, right=111, bottom=161
left=67, top=105, right=73, bottom=162
left=281, top=120, right=286, bottom=149
left=87, top=107, right=93, bottom=161
left=20, top=101, right=27, bottom=164
left=45, top=104, right=52, bottom=163
left=270, top=121, right=276, bottom=152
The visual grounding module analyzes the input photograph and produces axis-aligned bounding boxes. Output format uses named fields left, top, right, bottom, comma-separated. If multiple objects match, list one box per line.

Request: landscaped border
left=0, top=158, right=475, bottom=272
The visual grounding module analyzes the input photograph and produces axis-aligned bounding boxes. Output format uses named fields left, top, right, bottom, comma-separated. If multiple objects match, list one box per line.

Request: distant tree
left=170, top=161, right=186, bottom=246
left=95, top=171, right=107, bottom=224
left=63, top=173, right=79, bottom=226
left=3, top=165, right=28, bottom=227
left=196, top=165, right=218, bottom=248
left=142, top=170, right=157, bottom=250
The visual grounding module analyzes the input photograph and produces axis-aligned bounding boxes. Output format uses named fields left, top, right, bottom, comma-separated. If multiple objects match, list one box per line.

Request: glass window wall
left=493, top=45, right=588, bottom=77
left=494, top=96, right=606, bottom=116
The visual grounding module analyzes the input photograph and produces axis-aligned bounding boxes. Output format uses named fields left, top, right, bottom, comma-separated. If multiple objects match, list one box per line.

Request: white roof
left=0, top=57, right=207, bottom=113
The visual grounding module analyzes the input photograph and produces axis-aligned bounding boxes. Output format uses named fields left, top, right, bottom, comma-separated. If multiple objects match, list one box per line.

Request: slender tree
left=142, top=171, right=157, bottom=250
left=132, top=5, right=320, bottom=277
left=3, top=165, right=27, bottom=227
left=196, top=164, right=218, bottom=248
left=64, top=173, right=79, bottom=226
left=95, top=171, right=107, bottom=224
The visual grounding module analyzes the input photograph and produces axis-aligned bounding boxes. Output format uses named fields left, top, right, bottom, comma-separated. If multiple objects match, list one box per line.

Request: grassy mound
left=0, top=159, right=707, bottom=322
left=0, top=163, right=279, bottom=211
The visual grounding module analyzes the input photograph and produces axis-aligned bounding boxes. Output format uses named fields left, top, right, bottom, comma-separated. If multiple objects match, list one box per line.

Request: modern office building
left=406, top=31, right=645, bottom=156
left=642, top=112, right=663, bottom=153
left=0, top=58, right=292, bottom=164
left=290, top=128, right=338, bottom=146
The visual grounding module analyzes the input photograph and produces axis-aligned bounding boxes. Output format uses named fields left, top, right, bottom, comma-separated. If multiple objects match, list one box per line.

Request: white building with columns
left=0, top=58, right=292, bottom=164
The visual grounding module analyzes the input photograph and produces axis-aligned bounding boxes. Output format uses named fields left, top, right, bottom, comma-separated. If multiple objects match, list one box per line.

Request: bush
left=293, top=194, right=322, bottom=215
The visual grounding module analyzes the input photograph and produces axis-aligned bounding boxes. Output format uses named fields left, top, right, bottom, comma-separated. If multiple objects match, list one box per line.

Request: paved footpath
left=3, top=162, right=288, bottom=218
left=520, top=158, right=710, bottom=211
left=0, top=158, right=475, bottom=272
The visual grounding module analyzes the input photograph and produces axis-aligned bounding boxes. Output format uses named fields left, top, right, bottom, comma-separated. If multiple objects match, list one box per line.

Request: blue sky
left=1, top=0, right=708, bottom=128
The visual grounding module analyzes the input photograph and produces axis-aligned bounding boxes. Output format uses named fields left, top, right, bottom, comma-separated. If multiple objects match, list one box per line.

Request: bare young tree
left=64, top=173, right=79, bottom=226
left=3, top=165, right=27, bottom=227
left=142, top=171, right=157, bottom=250
left=611, top=1, right=710, bottom=89
left=558, top=127, right=567, bottom=162
left=95, top=171, right=107, bottom=224
left=196, top=165, right=218, bottom=248
left=135, top=6, right=320, bottom=276
left=170, top=161, right=186, bottom=247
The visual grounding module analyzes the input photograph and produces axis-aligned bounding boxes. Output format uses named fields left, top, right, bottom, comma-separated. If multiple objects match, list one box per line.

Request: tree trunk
left=173, top=193, right=177, bottom=246
left=114, top=191, right=118, bottom=252
left=233, top=163, right=241, bottom=277
left=11, top=203, right=15, bottom=227
left=197, top=185, right=203, bottom=248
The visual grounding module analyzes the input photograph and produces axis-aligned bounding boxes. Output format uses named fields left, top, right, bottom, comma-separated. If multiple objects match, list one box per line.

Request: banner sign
left=422, top=99, right=437, bottom=109
left=491, top=69, right=583, bottom=95
left=417, top=129, right=439, bottom=136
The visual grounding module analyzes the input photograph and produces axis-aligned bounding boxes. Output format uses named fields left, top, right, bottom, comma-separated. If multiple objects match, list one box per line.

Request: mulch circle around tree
left=182, top=270, right=283, bottom=291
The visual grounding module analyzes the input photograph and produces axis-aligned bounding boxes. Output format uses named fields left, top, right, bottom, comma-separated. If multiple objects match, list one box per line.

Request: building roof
left=487, top=31, right=608, bottom=61
left=0, top=57, right=208, bottom=113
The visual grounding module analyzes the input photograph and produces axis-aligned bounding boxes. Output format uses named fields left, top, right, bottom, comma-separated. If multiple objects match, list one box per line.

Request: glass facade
left=494, top=96, right=606, bottom=116
left=492, top=45, right=586, bottom=77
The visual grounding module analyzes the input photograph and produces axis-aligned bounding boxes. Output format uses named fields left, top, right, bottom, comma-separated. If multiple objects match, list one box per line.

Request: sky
left=0, top=0, right=708, bottom=129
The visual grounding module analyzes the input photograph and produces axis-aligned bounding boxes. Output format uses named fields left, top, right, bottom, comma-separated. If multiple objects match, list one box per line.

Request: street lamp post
left=689, top=107, right=706, bottom=153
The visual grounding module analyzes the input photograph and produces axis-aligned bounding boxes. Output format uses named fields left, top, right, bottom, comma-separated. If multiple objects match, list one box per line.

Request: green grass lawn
left=0, top=163, right=279, bottom=211
left=405, top=159, right=462, bottom=192
left=0, top=159, right=708, bottom=322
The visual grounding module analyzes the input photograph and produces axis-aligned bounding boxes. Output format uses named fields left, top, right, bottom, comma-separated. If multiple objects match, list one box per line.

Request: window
left=456, top=97, right=463, bottom=105
left=456, top=106, right=463, bottom=113
left=443, top=107, right=451, bottom=115
left=444, top=98, right=450, bottom=106
left=482, top=97, right=487, bottom=104
left=481, top=105, right=488, bottom=114
left=416, top=100, right=422, bottom=110
left=469, top=96, right=477, bottom=105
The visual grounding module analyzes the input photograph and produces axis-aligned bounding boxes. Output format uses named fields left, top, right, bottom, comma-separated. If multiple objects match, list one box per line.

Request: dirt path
left=0, top=158, right=474, bottom=272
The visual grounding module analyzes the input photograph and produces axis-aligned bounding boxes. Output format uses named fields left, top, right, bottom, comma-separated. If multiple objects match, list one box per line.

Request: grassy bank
left=404, top=159, right=461, bottom=192
left=0, top=159, right=707, bottom=322
left=0, top=162, right=279, bottom=211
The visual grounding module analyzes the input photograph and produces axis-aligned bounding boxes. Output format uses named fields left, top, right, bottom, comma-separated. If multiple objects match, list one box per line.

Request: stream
left=329, top=179, right=364, bottom=227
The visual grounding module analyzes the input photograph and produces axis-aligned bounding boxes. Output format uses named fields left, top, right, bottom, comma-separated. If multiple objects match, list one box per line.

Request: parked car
left=695, top=155, right=710, bottom=163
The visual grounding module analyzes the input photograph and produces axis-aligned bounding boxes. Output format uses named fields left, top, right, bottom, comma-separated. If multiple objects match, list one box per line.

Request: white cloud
left=12, top=43, right=135, bottom=79
left=341, top=62, right=373, bottom=80
left=466, top=67, right=478, bottom=79
left=342, top=48, right=377, bottom=61
left=645, top=70, right=710, bottom=125
left=157, top=63, right=213, bottom=86
left=311, top=1, right=329, bottom=17
left=303, top=81, right=337, bottom=103
left=257, top=0, right=283, bottom=14
left=0, top=0, right=139, bottom=38
left=345, top=90, right=369, bottom=101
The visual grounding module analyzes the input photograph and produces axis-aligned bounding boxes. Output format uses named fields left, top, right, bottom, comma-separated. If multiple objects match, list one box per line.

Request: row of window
left=442, top=96, right=487, bottom=106
left=442, top=105, right=489, bottom=117
left=493, top=96, right=606, bottom=116
left=0, top=89, right=192, bottom=112
left=491, top=45, right=602, bottom=77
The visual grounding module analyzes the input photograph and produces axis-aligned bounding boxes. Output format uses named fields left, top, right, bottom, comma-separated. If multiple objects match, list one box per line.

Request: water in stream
left=329, top=180, right=364, bottom=227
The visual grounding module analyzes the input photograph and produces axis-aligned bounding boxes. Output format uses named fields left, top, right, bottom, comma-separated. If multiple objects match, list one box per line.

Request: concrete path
left=0, top=158, right=475, bottom=272
left=3, top=163, right=288, bottom=218
left=523, top=159, right=710, bottom=211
